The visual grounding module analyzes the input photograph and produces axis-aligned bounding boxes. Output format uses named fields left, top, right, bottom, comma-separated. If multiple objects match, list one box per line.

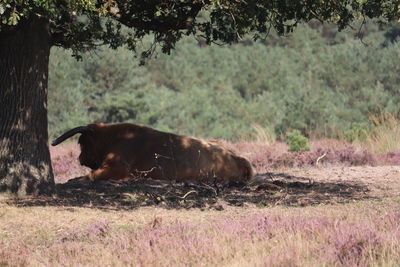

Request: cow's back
left=104, top=124, right=253, bottom=182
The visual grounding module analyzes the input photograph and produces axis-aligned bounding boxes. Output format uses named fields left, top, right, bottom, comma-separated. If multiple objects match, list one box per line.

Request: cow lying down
left=52, top=123, right=254, bottom=183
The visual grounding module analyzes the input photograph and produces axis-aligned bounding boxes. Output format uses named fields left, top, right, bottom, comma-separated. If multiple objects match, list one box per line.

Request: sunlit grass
left=1, top=201, right=400, bottom=266
left=248, top=123, right=276, bottom=145
left=366, top=112, right=400, bottom=153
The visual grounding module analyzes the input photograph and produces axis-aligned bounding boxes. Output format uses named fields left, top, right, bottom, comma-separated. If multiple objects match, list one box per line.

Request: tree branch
left=112, top=1, right=207, bottom=33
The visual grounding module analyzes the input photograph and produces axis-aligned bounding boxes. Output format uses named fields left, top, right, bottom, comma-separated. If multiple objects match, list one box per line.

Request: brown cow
left=51, top=123, right=254, bottom=183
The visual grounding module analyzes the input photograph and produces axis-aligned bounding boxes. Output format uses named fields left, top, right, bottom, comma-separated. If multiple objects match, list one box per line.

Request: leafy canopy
left=1, top=0, right=400, bottom=59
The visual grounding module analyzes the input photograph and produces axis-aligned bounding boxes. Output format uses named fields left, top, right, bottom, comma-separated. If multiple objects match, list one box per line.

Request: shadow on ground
left=5, top=172, right=372, bottom=210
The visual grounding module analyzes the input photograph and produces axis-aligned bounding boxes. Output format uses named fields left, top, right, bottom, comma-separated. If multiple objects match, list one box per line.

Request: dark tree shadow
left=4, top=172, right=372, bottom=210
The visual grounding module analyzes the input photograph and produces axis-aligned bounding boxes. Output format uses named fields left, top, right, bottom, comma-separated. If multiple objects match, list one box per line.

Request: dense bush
left=286, top=130, right=311, bottom=152
left=48, top=21, right=400, bottom=141
left=344, top=124, right=368, bottom=143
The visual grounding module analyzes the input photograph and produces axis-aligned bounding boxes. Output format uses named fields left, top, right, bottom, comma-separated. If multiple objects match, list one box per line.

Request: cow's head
left=51, top=124, right=105, bottom=170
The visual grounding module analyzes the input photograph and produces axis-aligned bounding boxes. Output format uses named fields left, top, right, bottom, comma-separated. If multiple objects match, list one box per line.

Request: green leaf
left=9, top=11, right=20, bottom=25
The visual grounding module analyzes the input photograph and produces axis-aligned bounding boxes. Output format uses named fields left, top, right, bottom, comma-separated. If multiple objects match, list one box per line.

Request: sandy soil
left=283, top=165, right=400, bottom=200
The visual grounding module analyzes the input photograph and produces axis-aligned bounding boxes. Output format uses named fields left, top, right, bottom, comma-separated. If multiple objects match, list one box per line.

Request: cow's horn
left=51, top=126, right=89, bottom=146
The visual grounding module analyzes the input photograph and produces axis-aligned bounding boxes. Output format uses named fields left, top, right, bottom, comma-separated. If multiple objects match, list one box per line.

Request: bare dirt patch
left=6, top=166, right=400, bottom=210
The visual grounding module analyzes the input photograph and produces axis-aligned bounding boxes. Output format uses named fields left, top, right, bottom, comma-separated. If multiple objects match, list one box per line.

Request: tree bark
left=0, top=15, right=55, bottom=197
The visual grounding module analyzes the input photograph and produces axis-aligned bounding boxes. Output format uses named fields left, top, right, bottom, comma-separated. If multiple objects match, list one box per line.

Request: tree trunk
left=0, top=15, right=55, bottom=197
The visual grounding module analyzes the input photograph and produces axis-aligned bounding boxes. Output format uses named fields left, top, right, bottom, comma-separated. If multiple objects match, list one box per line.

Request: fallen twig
left=179, top=190, right=198, bottom=200
left=316, top=153, right=327, bottom=165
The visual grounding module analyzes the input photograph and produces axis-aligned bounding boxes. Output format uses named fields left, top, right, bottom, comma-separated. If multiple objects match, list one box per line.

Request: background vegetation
left=48, top=20, right=400, bottom=142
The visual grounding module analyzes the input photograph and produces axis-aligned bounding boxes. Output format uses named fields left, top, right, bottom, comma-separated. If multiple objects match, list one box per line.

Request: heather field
left=1, top=141, right=400, bottom=266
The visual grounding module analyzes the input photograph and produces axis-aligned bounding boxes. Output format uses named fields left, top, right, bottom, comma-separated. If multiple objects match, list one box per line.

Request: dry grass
left=366, top=112, right=400, bottom=153
left=248, top=123, right=276, bottom=145
left=1, top=200, right=400, bottom=266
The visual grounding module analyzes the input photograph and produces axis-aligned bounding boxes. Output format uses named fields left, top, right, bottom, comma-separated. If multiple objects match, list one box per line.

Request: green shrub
left=344, top=124, right=368, bottom=143
left=286, top=130, right=311, bottom=152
